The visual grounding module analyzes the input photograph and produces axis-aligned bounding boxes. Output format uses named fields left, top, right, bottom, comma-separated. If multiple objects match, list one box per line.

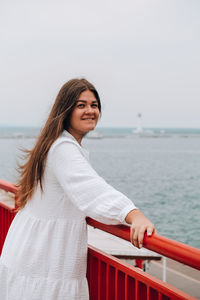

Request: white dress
left=0, top=130, right=136, bottom=300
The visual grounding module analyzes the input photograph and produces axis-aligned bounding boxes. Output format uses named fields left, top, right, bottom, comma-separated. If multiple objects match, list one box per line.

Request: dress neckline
left=62, top=130, right=89, bottom=161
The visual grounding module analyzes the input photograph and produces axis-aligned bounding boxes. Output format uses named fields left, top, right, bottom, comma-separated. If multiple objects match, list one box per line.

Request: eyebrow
left=76, top=100, right=98, bottom=103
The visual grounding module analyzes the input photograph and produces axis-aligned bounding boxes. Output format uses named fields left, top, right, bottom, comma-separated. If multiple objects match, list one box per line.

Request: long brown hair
left=16, top=78, right=101, bottom=210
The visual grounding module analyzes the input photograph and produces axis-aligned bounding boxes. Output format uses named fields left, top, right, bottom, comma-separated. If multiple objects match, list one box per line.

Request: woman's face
left=68, top=90, right=100, bottom=143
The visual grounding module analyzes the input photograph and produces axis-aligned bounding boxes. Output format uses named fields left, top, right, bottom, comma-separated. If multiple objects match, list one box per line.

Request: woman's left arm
left=125, top=209, right=156, bottom=248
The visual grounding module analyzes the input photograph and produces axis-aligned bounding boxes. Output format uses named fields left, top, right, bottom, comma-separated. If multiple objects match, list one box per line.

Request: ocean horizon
left=0, top=125, right=200, bottom=139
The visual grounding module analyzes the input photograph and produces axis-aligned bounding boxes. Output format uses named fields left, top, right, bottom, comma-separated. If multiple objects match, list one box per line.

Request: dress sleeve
left=50, top=140, right=137, bottom=225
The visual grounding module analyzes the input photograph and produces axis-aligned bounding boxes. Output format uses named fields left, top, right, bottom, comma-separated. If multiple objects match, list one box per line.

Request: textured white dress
left=0, top=130, right=136, bottom=300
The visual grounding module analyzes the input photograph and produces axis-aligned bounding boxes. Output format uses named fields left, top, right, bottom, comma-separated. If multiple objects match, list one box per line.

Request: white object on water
left=133, top=113, right=143, bottom=134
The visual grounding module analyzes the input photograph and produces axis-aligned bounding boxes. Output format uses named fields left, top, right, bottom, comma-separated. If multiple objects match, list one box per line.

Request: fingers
left=147, top=225, right=154, bottom=236
left=138, top=226, right=146, bottom=248
left=132, top=226, right=139, bottom=248
left=131, top=225, right=155, bottom=248
left=131, top=226, right=145, bottom=248
left=130, top=225, right=134, bottom=245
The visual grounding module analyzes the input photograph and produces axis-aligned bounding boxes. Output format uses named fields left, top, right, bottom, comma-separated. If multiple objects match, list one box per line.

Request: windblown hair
left=16, top=78, right=101, bottom=210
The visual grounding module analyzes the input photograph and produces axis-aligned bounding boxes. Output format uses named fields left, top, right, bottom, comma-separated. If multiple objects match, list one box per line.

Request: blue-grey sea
left=0, top=126, right=200, bottom=248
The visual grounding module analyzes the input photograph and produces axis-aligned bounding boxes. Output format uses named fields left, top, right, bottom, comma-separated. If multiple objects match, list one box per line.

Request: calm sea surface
left=0, top=127, right=200, bottom=248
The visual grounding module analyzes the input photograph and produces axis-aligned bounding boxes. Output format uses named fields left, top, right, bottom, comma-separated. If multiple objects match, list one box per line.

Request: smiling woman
left=68, top=90, right=100, bottom=144
left=0, top=78, right=155, bottom=300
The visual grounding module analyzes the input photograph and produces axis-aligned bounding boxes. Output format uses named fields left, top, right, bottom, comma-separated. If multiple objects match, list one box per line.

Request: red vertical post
left=125, top=274, right=128, bottom=300
left=135, top=280, right=138, bottom=300
left=97, top=259, right=101, bottom=299
left=135, top=259, right=143, bottom=269
left=106, top=264, right=109, bottom=300
left=115, top=268, right=118, bottom=299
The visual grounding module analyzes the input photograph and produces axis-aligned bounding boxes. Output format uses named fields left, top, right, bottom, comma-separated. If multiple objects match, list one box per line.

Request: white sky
left=0, top=0, right=200, bottom=128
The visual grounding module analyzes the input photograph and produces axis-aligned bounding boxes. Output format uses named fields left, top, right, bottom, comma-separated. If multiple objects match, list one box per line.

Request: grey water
left=0, top=126, right=200, bottom=248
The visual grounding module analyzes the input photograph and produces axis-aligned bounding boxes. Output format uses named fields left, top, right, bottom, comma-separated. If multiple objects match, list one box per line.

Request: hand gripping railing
left=86, top=217, right=200, bottom=271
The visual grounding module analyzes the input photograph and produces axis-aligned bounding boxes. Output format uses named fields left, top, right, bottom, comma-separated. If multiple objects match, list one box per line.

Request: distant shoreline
left=0, top=126, right=200, bottom=139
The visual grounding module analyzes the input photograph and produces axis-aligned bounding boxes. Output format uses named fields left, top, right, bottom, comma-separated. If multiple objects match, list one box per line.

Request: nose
left=85, top=105, right=93, bottom=114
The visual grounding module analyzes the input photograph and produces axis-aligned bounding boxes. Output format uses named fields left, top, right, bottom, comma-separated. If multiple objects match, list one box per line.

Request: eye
left=77, top=103, right=85, bottom=108
left=91, top=103, right=98, bottom=108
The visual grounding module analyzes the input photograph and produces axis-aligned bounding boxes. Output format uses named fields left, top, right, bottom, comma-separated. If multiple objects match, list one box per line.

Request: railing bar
left=125, top=273, right=128, bottom=300
left=89, top=251, right=92, bottom=293
left=147, top=285, right=150, bottom=300
left=115, top=268, right=118, bottom=300
left=97, top=258, right=101, bottom=300
left=135, top=279, right=138, bottom=300
left=106, top=264, right=109, bottom=300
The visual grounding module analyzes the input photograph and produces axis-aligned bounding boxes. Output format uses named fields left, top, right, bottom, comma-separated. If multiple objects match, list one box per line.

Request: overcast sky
left=0, top=0, right=199, bottom=128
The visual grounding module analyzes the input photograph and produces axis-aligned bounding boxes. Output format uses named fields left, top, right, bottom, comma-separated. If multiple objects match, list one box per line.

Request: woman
left=0, top=78, right=155, bottom=300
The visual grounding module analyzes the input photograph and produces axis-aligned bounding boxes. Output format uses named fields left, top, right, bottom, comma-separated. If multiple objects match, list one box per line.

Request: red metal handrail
left=87, top=245, right=196, bottom=300
left=0, top=180, right=18, bottom=254
left=0, top=179, right=18, bottom=211
left=87, top=218, right=200, bottom=271
left=0, top=179, right=18, bottom=195
left=0, top=179, right=199, bottom=299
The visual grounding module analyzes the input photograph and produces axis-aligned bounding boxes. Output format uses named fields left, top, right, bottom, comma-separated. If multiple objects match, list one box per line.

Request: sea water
left=0, top=126, right=200, bottom=248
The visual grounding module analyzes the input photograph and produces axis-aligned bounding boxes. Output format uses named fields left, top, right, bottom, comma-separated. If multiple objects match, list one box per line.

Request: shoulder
left=51, top=131, right=78, bottom=149
left=49, top=131, right=87, bottom=161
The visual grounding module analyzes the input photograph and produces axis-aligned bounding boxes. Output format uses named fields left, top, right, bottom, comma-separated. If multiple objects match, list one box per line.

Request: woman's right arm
left=50, top=140, right=137, bottom=225
left=50, top=140, right=156, bottom=247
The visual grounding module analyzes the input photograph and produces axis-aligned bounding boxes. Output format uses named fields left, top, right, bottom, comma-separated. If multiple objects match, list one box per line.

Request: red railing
left=0, top=179, right=18, bottom=196
left=0, top=180, right=16, bottom=254
left=86, top=218, right=200, bottom=299
left=0, top=179, right=199, bottom=299
left=87, top=246, right=196, bottom=300
left=86, top=218, right=200, bottom=271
